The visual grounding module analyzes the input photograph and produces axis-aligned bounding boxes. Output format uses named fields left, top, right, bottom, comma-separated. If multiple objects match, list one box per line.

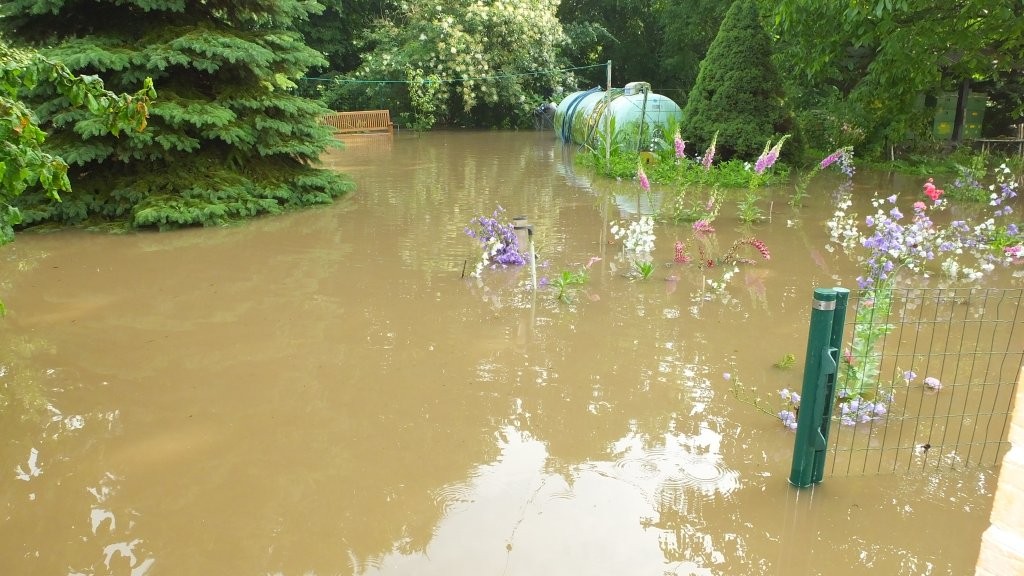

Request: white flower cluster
left=610, top=216, right=656, bottom=254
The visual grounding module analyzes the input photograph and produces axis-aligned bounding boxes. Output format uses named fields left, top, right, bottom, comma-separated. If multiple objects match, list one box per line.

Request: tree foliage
left=334, top=0, right=574, bottom=129
left=1, top=0, right=352, bottom=230
left=657, top=0, right=732, bottom=108
left=0, top=41, right=154, bottom=245
left=773, top=0, right=1024, bottom=151
left=680, top=0, right=801, bottom=162
left=556, top=0, right=665, bottom=89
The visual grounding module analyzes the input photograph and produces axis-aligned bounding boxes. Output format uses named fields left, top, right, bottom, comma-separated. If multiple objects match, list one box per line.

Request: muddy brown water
left=1, top=131, right=1021, bottom=575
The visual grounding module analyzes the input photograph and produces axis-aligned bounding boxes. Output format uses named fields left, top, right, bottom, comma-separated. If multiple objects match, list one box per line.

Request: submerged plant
left=631, top=259, right=655, bottom=280
left=550, top=268, right=588, bottom=303
left=774, top=353, right=796, bottom=369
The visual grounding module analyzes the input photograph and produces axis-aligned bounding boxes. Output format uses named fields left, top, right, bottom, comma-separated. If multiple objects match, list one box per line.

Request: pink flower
left=746, top=238, right=771, bottom=260
left=674, top=131, right=686, bottom=159
left=913, top=201, right=927, bottom=212
left=754, top=136, right=789, bottom=175
left=702, top=132, right=718, bottom=170
left=923, top=178, right=944, bottom=201
left=674, top=240, right=691, bottom=263
left=692, top=220, right=715, bottom=234
left=637, top=164, right=650, bottom=192
left=820, top=149, right=844, bottom=169
left=1005, top=245, right=1024, bottom=263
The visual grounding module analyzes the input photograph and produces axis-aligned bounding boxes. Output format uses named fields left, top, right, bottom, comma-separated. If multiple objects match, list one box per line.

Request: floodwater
left=1, top=131, right=1021, bottom=575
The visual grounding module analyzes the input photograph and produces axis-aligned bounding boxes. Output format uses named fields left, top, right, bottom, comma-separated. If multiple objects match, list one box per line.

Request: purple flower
left=903, top=370, right=916, bottom=382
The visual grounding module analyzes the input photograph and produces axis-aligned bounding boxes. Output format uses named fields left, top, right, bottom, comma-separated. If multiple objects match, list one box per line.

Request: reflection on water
left=1, top=130, right=1019, bottom=575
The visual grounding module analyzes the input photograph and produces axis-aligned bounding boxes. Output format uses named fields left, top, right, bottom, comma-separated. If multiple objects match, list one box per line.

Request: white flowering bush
left=347, top=0, right=572, bottom=126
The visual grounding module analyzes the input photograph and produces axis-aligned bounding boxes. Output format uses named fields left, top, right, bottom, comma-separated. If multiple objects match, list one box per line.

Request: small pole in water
left=512, top=215, right=537, bottom=290
left=528, top=225, right=537, bottom=291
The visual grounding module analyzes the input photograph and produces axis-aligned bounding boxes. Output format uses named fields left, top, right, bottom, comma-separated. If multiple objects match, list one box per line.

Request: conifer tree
left=680, top=0, right=802, bottom=162
left=1, top=0, right=353, bottom=229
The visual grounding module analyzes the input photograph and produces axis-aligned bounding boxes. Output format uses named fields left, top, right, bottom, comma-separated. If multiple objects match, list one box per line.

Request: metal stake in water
left=512, top=216, right=537, bottom=291
left=528, top=225, right=537, bottom=291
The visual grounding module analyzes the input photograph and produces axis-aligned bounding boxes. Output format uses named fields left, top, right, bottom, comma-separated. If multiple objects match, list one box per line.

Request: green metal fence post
left=810, top=287, right=849, bottom=484
left=790, top=288, right=838, bottom=487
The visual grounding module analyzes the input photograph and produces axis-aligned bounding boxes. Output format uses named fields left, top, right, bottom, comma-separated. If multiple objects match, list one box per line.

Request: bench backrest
left=320, top=110, right=393, bottom=134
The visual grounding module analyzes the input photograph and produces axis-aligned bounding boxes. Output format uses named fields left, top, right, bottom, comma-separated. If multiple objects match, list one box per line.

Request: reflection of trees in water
left=0, top=332, right=152, bottom=575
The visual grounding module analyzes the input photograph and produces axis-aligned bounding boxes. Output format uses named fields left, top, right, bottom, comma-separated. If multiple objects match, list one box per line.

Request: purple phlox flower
left=674, top=131, right=686, bottom=159
left=924, top=376, right=943, bottom=390
left=637, top=164, right=650, bottom=192
left=702, top=132, right=718, bottom=170
left=779, top=410, right=798, bottom=430
left=903, top=370, right=917, bottom=383
left=779, top=388, right=791, bottom=401
left=887, top=194, right=898, bottom=204
left=873, top=402, right=888, bottom=416
left=865, top=215, right=875, bottom=227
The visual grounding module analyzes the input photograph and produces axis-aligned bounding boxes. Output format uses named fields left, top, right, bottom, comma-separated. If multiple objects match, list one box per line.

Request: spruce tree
left=680, top=0, right=802, bottom=162
left=1, top=0, right=353, bottom=229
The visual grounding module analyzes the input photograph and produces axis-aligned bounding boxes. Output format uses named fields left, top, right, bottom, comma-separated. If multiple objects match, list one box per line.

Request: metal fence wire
left=827, top=287, right=1024, bottom=475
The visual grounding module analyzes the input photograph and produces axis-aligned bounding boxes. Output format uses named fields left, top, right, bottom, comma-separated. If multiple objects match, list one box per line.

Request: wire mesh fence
left=827, top=287, right=1024, bottom=475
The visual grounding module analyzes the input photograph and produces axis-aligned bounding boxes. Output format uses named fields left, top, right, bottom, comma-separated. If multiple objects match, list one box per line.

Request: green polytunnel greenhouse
left=554, top=82, right=683, bottom=149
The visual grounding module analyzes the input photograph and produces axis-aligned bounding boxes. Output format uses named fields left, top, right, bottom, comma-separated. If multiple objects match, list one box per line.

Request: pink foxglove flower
left=674, top=131, right=686, bottom=159
left=754, top=135, right=789, bottom=175
left=702, top=132, right=718, bottom=170
left=637, top=164, right=650, bottom=192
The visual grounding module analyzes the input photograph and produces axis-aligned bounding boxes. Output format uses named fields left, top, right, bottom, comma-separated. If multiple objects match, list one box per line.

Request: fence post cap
left=813, top=288, right=837, bottom=301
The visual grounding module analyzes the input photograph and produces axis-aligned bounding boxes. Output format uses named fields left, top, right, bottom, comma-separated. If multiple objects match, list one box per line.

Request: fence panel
left=828, top=287, right=1024, bottom=475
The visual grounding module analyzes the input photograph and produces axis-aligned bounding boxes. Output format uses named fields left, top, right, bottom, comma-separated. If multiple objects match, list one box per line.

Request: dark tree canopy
left=1, top=0, right=352, bottom=230
left=658, top=0, right=733, bottom=109
left=680, top=0, right=801, bottom=162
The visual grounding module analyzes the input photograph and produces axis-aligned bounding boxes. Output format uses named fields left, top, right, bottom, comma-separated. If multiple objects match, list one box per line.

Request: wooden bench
left=320, top=110, right=394, bottom=134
